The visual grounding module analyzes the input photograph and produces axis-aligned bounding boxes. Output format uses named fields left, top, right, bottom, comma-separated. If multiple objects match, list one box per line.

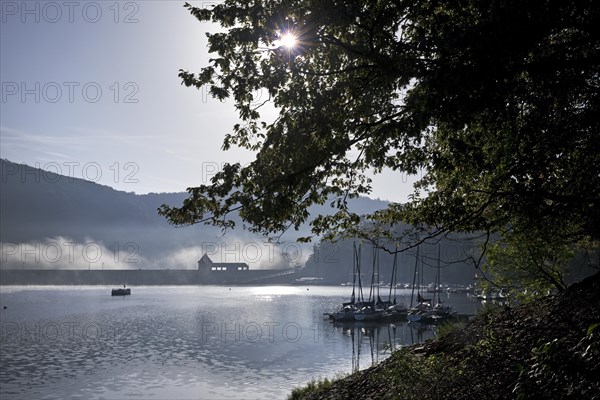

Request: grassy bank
left=289, top=272, right=600, bottom=400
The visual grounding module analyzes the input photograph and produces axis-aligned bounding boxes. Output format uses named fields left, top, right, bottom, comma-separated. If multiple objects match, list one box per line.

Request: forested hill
left=2, top=159, right=592, bottom=285
left=1, top=159, right=186, bottom=242
left=0, top=158, right=388, bottom=242
left=0, top=159, right=389, bottom=272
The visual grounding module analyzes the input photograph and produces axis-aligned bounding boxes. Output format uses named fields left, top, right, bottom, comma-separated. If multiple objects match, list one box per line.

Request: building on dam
left=0, top=254, right=298, bottom=285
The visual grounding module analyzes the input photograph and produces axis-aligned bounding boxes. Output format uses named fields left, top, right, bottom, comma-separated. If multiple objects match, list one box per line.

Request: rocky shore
left=290, top=272, right=600, bottom=400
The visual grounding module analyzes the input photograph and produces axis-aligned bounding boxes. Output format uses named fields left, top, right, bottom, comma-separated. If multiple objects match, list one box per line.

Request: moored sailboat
left=331, top=242, right=407, bottom=322
left=407, top=244, right=455, bottom=322
left=331, top=243, right=363, bottom=321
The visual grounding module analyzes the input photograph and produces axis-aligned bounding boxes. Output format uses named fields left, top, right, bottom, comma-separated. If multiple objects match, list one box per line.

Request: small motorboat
left=111, top=286, right=131, bottom=296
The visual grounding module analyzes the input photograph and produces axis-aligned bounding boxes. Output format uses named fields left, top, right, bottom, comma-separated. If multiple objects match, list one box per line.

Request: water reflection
left=330, top=320, right=437, bottom=372
left=0, top=286, right=478, bottom=399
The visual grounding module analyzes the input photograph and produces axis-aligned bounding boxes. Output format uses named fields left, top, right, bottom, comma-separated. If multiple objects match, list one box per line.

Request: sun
left=278, top=31, right=298, bottom=49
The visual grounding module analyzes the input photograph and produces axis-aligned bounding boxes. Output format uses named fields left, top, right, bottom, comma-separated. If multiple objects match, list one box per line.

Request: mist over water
left=0, top=286, right=480, bottom=399
left=0, top=160, right=391, bottom=272
left=0, top=234, right=303, bottom=271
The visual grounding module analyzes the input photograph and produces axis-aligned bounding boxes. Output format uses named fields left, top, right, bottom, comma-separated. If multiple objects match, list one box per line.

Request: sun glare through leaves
left=278, top=31, right=297, bottom=49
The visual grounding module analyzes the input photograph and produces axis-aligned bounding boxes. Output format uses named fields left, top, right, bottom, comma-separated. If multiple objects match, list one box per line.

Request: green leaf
left=587, top=323, right=599, bottom=336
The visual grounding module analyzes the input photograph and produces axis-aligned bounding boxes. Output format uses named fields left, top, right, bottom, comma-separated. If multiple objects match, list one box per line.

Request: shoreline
left=289, top=272, right=600, bottom=400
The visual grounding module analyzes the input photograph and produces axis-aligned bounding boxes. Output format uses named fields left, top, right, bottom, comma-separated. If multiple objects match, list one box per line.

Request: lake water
left=0, top=286, right=480, bottom=399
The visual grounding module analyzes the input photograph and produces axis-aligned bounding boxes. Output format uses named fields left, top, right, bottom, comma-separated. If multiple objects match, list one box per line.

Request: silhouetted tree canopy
left=160, top=0, right=600, bottom=249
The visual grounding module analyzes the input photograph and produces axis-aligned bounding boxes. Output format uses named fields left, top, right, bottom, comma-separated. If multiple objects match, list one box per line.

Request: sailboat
left=384, top=249, right=408, bottom=317
left=407, top=244, right=455, bottom=322
left=353, top=244, right=388, bottom=321
left=407, top=245, right=431, bottom=322
left=425, top=245, right=455, bottom=321
left=331, top=243, right=364, bottom=321
left=331, top=242, right=408, bottom=322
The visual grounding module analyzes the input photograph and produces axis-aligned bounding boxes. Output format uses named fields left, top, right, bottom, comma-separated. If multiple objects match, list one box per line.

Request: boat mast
left=356, top=243, right=364, bottom=304
left=350, top=242, right=356, bottom=304
left=435, top=243, right=441, bottom=305
left=388, top=248, right=398, bottom=303
left=375, top=244, right=381, bottom=302
left=368, top=243, right=376, bottom=303
left=410, top=245, right=419, bottom=308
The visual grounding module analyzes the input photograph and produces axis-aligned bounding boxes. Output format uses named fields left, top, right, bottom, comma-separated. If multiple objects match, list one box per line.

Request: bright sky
left=0, top=1, right=416, bottom=203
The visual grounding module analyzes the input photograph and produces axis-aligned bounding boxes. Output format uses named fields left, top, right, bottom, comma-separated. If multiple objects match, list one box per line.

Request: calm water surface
left=0, top=286, right=480, bottom=399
